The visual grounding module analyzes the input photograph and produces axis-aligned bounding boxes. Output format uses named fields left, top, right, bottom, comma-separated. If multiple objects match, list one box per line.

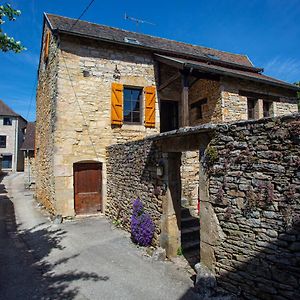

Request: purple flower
left=131, top=198, right=154, bottom=246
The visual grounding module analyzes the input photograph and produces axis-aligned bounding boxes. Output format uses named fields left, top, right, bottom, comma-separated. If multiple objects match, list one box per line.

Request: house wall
left=221, top=77, right=298, bottom=122
left=35, top=25, right=59, bottom=213
left=24, top=151, right=35, bottom=188
left=0, top=116, right=25, bottom=172
left=53, top=35, right=159, bottom=216
left=189, top=79, right=222, bottom=125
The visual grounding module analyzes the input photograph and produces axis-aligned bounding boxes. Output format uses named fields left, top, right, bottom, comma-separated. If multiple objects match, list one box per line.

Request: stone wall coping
left=107, top=112, right=300, bottom=149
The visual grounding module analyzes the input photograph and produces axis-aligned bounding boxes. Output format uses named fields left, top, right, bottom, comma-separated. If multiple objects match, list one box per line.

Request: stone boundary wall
left=106, top=113, right=300, bottom=299
left=206, top=113, right=300, bottom=299
left=106, top=139, right=164, bottom=246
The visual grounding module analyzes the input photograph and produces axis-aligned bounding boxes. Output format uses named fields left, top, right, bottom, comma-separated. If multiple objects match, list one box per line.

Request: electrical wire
left=70, top=0, right=96, bottom=30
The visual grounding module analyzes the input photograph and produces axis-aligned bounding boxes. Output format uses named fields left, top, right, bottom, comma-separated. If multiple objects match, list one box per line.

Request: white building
left=0, top=99, right=27, bottom=172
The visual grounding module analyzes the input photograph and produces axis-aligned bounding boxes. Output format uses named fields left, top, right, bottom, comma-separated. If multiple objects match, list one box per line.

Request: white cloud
left=264, top=56, right=300, bottom=83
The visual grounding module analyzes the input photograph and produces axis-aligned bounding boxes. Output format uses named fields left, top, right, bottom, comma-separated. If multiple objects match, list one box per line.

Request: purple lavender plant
left=131, top=198, right=155, bottom=246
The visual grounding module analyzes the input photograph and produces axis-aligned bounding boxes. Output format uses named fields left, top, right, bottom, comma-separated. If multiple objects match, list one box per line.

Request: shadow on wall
left=179, top=210, right=300, bottom=299
left=0, top=174, right=109, bottom=300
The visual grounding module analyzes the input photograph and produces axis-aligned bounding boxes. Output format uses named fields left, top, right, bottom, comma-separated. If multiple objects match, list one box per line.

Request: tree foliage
left=0, top=3, right=25, bottom=52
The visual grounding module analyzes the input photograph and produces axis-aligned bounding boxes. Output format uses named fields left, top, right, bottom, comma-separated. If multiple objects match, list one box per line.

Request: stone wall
left=35, top=25, right=59, bottom=213
left=180, top=150, right=199, bottom=215
left=204, top=113, right=300, bottom=299
left=189, top=79, right=222, bottom=125
left=24, top=151, right=35, bottom=189
left=106, top=139, right=164, bottom=246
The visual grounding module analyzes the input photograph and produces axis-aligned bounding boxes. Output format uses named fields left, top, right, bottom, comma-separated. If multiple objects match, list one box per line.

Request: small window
left=2, top=155, right=12, bottom=169
left=3, top=117, right=12, bottom=126
left=247, top=98, right=257, bottom=120
left=263, top=101, right=272, bottom=118
left=0, top=136, right=6, bottom=148
left=191, top=98, right=207, bottom=120
left=123, top=87, right=142, bottom=124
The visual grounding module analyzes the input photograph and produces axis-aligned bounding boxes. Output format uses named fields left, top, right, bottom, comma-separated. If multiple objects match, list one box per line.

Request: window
left=191, top=98, right=207, bottom=120
left=3, top=117, right=12, bottom=126
left=263, top=101, right=272, bottom=118
left=2, top=155, right=12, bottom=169
left=0, top=136, right=6, bottom=148
left=247, top=98, right=257, bottom=120
left=123, top=87, right=142, bottom=124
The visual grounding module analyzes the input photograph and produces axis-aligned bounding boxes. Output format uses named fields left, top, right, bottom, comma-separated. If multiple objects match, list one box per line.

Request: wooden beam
left=181, top=72, right=189, bottom=127
left=158, top=72, right=181, bottom=91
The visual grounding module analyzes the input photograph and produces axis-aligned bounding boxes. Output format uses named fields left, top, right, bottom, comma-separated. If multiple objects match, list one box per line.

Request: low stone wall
left=205, top=114, right=300, bottom=299
left=106, top=139, right=164, bottom=246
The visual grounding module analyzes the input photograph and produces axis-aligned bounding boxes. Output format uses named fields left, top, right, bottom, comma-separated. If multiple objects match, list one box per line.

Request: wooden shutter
left=111, top=83, right=123, bottom=125
left=144, top=86, right=156, bottom=128
left=44, top=31, right=50, bottom=62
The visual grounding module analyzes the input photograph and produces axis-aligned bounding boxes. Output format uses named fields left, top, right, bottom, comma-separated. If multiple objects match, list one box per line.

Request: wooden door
left=74, top=162, right=102, bottom=215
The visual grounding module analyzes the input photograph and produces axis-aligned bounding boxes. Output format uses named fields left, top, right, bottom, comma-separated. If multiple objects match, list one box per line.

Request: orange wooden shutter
left=44, top=31, right=50, bottom=62
left=144, top=86, right=156, bottom=128
left=111, top=83, right=123, bottom=125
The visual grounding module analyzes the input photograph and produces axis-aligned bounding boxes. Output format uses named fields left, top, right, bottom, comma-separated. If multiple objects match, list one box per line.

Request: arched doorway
left=73, top=161, right=102, bottom=215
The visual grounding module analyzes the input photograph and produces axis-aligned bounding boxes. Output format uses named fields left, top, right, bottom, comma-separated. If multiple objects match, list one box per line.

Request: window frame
left=123, top=86, right=143, bottom=125
left=247, top=97, right=258, bottom=120
left=263, top=100, right=273, bottom=118
left=2, top=154, right=12, bottom=169
left=0, top=135, right=6, bottom=148
left=3, top=117, right=12, bottom=126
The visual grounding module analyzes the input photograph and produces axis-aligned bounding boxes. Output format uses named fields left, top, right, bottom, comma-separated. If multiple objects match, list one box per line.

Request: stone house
left=20, top=122, right=36, bottom=188
left=35, top=13, right=298, bottom=217
left=0, top=99, right=27, bottom=172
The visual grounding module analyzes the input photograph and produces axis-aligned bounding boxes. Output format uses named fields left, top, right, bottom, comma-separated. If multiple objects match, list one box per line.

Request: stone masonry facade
left=35, top=20, right=298, bottom=218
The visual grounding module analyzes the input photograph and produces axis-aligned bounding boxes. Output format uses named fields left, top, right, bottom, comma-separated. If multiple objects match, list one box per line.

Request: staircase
left=181, top=206, right=200, bottom=268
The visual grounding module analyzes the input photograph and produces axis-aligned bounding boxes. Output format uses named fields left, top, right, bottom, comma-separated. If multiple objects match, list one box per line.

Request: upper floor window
left=0, top=135, right=6, bottom=148
left=191, top=98, right=207, bottom=120
left=123, top=87, right=142, bottom=124
left=247, top=98, right=257, bottom=120
left=3, top=117, right=12, bottom=126
left=263, top=101, right=273, bottom=118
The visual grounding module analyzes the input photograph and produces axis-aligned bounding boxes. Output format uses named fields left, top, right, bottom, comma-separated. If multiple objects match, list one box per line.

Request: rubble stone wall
left=106, top=139, right=164, bottom=246
left=205, top=113, right=300, bottom=299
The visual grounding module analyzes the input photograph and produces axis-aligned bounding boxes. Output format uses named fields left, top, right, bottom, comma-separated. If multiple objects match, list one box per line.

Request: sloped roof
left=45, top=13, right=255, bottom=70
left=0, top=99, right=20, bottom=117
left=20, top=122, right=35, bottom=150
left=155, top=54, right=300, bottom=91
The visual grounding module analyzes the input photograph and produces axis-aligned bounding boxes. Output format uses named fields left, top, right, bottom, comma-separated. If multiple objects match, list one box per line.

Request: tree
left=0, top=3, right=25, bottom=52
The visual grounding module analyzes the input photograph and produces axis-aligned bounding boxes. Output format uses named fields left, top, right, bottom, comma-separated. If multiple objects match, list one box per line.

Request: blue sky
left=0, top=0, right=299, bottom=121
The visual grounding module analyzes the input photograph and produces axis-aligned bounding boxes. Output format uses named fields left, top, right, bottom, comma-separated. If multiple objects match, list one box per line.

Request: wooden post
left=181, top=72, right=189, bottom=127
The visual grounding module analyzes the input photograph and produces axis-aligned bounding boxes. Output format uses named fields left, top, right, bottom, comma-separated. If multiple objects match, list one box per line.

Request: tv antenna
left=124, top=13, right=155, bottom=32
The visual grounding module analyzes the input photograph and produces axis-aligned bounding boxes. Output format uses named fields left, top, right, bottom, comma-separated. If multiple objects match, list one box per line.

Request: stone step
left=181, top=226, right=200, bottom=235
left=182, top=240, right=200, bottom=251
left=181, top=216, right=199, bottom=228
